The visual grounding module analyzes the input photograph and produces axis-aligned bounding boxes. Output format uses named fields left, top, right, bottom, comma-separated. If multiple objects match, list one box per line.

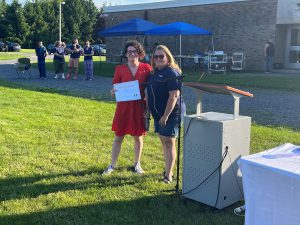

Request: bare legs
left=110, top=135, right=143, bottom=167
left=133, top=135, right=143, bottom=165
left=159, top=134, right=176, bottom=181
left=110, top=135, right=124, bottom=167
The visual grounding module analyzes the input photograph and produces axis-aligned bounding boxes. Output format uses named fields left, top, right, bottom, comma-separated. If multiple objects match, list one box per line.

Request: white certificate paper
left=113, top=80, right=141, bottom=102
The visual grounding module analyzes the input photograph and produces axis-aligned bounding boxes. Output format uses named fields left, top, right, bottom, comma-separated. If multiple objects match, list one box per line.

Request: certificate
left=113, top=80, right=141, bottom=102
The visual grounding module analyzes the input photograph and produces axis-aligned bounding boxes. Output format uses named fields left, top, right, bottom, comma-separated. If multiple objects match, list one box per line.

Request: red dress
left=112, top=63, right=152, bottom=136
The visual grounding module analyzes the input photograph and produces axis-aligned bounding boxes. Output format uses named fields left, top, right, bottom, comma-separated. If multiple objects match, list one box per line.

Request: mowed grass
left=0, top=52, right=28, bottom=60
left=0, top=81, right=300, bottom=225
left=20, top=49, right=35, bottom=53
left=0, top=49, right=35, bottom=60
left=184, top=71, right=300, bottom=92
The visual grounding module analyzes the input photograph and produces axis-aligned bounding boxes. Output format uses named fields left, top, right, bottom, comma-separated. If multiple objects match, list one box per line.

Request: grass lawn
left=0, top=80, right=299, bottom=225
left=183, top=70, right=300, bottom=92
left=0, top=49, right=35, bottom=60
left=0, top=52, right=29, bottom=60
left=20, top=49, right=35, bottom=53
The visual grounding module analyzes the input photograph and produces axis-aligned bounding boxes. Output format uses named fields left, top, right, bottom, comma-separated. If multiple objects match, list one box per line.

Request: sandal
left=163, top=176, right=173, bottom=184
left=234, top=205, right=245, bottom=216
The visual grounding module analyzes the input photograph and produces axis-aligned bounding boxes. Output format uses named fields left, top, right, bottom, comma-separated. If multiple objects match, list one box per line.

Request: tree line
left=0, top=0, right=105, bottom=48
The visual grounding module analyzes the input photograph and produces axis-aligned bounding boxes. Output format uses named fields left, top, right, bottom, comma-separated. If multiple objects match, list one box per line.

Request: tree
left=23, top=0, right=49, bottom=47
left=92, top=6, right=106, bottom=44
left=62, top=0, right=98, bottom=43
left=2, top=0, right=101, bottom=47
left=5, top=0, right=29, bottom=44
left=0, top=0, right=8, bottom=40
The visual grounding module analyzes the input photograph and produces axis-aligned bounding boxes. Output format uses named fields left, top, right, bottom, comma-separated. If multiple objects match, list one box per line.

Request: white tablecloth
left=238, top=143, right=300, bottom=225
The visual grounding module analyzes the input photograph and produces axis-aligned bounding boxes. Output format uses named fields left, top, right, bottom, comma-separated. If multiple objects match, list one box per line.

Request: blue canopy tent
left=145, top=22, right=213, bottom=66
left=97, top=18, right=159, bottom=37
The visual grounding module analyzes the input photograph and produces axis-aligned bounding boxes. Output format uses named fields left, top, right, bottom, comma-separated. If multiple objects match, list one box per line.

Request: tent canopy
left=145, top=22, right=213, bottom=66
left=145, top=22, right=212, bottom=36
left=98, top=18, right=159, bottom=37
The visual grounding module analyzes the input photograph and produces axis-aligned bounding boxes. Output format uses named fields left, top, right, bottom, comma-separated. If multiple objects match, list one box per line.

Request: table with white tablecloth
left=238, top=143, right=300, bottom=225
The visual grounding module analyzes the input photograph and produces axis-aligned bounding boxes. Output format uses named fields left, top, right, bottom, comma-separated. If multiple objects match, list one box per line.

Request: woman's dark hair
left=122, top=40, right=145, bottom=59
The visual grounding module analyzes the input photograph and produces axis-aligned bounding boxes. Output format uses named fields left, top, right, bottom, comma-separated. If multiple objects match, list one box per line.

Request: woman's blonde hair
left=150, top=45, right=181, bottom=74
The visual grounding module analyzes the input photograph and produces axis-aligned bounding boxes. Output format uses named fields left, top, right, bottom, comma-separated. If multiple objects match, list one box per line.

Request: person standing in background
left=67, top=38, right=81, bottom=80
left=264, top=39, right=275, bottom=73
left=83, top=41, right=94, bottom=80
left=53, top=41, right=66, bottom=79
left=35, top=41, right=47, bottom=79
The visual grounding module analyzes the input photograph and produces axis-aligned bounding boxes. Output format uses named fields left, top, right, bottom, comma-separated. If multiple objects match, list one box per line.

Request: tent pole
left=179, top=34, right=182, bottom=68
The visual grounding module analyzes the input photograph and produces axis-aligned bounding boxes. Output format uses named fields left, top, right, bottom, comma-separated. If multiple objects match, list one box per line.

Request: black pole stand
left=99, top=41, right=102, bottom=75
left=175, top=81, right=183, bottom=194
left=161, top=77, right=183, bottom=194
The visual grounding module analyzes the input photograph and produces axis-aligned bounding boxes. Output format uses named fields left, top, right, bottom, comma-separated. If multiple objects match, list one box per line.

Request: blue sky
left=6, top=0, right=169, bottom=8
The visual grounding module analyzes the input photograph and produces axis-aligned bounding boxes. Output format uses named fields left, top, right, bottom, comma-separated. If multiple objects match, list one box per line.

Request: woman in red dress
left=103, top=40, right=151, bottom=175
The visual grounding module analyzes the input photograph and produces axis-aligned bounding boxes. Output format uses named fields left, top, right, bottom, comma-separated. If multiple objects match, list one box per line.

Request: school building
left=103, top=0, right=300, bottom=71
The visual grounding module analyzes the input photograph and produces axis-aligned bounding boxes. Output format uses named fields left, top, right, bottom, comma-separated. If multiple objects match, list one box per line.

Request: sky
left=5, top=0, right=170, bottom=8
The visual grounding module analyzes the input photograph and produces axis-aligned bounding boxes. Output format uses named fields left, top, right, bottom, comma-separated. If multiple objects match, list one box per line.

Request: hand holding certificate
left=113, top=80, right=141, bottom=102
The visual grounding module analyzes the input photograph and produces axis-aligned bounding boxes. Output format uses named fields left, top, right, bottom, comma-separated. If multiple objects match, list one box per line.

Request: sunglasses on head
left=153, top=54, right=165, bottom=60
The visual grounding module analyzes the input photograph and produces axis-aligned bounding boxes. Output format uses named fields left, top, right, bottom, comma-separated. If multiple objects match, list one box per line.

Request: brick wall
left=104, top=0, right=278, bottom=71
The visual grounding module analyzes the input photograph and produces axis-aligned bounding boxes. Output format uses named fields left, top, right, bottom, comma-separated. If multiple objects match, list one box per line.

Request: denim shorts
left=154, top=118, right=179, bottom=137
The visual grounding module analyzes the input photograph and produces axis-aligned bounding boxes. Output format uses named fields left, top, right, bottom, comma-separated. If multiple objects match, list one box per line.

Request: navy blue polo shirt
left=70, top=45, right=81, bottom=59
left=147, top=66, right=181, bottom=121
left=84, top=47, right=93, bottom=61
left=35, top=46, right=47, bottom=61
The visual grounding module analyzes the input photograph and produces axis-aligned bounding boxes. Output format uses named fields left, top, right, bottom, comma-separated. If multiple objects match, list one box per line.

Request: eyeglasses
left=153, top=54, right=165, bottom=60
left=127, top=50, right=138, bottom=55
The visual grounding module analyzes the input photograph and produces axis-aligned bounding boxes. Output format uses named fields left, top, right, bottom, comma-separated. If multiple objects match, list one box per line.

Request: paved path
left=0, top=58, right=299, bottom=128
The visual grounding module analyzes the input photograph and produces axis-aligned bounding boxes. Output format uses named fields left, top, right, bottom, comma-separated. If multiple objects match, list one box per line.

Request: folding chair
left=14, top=58, right=31, bottom=78
left=231, top=52, right=245, bottom=71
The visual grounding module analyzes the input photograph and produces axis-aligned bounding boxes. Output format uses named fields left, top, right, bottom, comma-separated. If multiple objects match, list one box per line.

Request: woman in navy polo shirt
left=147, top=45, right=182, bottom=184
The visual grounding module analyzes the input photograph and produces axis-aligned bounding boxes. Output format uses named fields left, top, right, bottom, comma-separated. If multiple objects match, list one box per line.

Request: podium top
left=183, top=82, right=253, bottom=97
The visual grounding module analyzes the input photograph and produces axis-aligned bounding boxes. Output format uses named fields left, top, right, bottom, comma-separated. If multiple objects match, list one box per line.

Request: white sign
left=113, top=80, right=141, bottom=102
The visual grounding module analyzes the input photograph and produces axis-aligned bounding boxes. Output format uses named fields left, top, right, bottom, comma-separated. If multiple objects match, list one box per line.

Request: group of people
left=35, top=38, right=94, bottom=81
left=102, top=40, right=183, bottom=184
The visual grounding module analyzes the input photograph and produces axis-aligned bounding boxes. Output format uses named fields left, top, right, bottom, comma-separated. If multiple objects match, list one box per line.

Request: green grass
left=183, top=71, right=300, bottom=92
left=0, top=80, right=299, bottom=225
left=20, top=49, right=35, bottom=53
left=0, top=52, right=27, bottom=60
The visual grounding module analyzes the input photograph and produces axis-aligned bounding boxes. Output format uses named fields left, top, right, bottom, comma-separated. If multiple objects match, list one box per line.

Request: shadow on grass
left=0, top=167, right=156, bottom=202
left=0, top=192, right=244, bottom=225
